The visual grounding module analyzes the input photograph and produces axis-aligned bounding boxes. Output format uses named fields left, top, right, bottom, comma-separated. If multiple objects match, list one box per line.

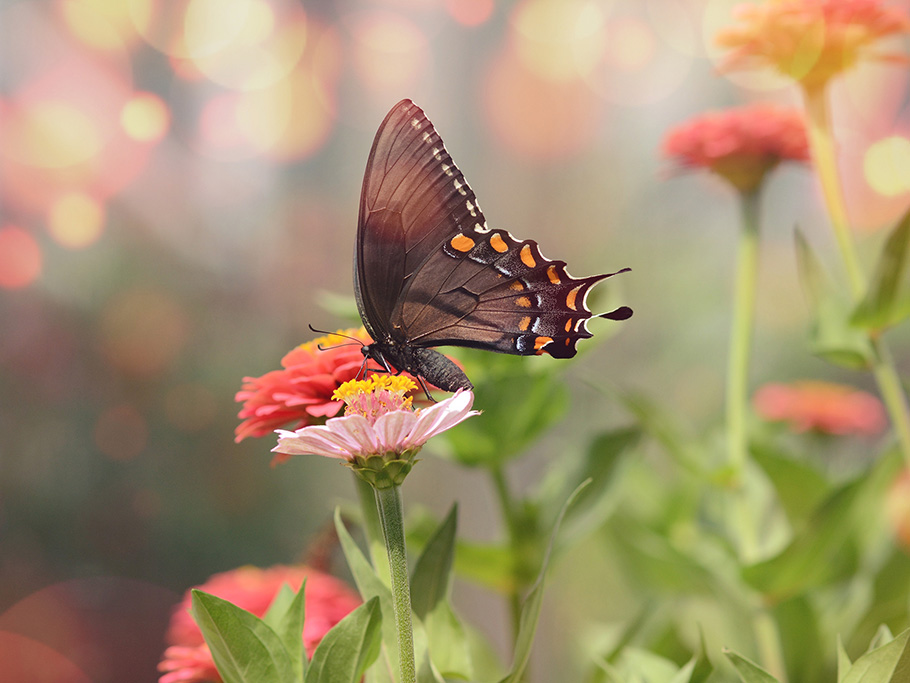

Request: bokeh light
left=120, top=92, right=170, bottom=143
left=94, top=403, right=149, bottom=461
left=164, top=382, right=218, bottom=432
left=59, top=0, right=134, bottom=52
left=445, top=0, right=494, bottom=27
left=345, top=10, right=429, bottom=91
left=47, top=192, right=106, bottom=249
left=0, top=227, right=42, bottom=289
left=98, top=289, right=190, bottom=377
left=864, top=136, right=910, bottom=197
left=3, top=100, right=103, bottom=169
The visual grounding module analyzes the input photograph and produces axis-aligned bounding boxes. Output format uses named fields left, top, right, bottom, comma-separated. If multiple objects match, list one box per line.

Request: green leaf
left=334, top=508, right=397, bottom=683
left=555, top=427, right=640, bottom=546
left=838, top=636, right=853, bottom=683
left=191, top=589, right=295, bottom=683
left=852, top=206, right=910, bottom=332
left=262, top=581, right=308, bottom=681
left=410, top=504, right=457, bottom=620
left=424, top=600, right=473, bottom=679
left=794, top=229, right=873, bottom=369
left=841, top=628, right=910, bottom=683
left=771, top=595, right=826, bottom=683
left=723, top=649, right=780, bottom=683
left=742, top=476, right=863, bottom=600
left=306, top=596, right=383, bottom=683
left=498, top=481, right=590, bottom=683
left=750, top=442, right=830, bottom=525
left=442, top=351, right=568, bottom=466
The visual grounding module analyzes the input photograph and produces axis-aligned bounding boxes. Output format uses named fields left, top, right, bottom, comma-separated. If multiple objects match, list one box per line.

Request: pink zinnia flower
left=753, top=380, right=887, bottom=435
left=274, top=376, right=479, bottom=484
left=234, top=329, right=376, bottom=442
left=717, top=0, right=910, bottom=90
left=158, top=564, right=361, bottom=683
left=662, top=104, right=810, bottom=193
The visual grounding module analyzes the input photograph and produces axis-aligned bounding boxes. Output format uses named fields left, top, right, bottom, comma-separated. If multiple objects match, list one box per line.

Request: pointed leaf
left=424, top=600, right=472, bottom=680
left=191, top=590, right=294, bottom=683
left=852, top=207, right=910, bottom=332
left=410, top=504, right=457, bottom=620
left=262, top=580, right=307, bottom=682
left=334, top=508, right=398, bottom=683
left=723, top=649, right=780, bottom=683
left=306, top=597, right=382, bottom=683
left=841, top=628, right=910, bottom=683
left=795, top=229, right=873, bottom=369
left=498, top=481, right=590, bottom=683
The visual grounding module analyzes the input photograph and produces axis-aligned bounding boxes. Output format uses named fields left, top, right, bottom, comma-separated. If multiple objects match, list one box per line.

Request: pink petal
left=406, top=390, right=478, bottom=446
left=273, top=427, right=353, bottom=460
left=373, top=410, right=418, bottom=452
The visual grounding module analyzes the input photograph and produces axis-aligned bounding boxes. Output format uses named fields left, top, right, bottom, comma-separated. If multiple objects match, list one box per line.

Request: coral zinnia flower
left=662, top=104, right=810, bottom=193
left=234, top=328, right=376, bottom=442
left=158, top=565, right=361, bottom=683
left=274, top=376, right=479, bottom=485
left=717, top=0, right=910, bottom=90
left=753, top=380, right=886, bottom=434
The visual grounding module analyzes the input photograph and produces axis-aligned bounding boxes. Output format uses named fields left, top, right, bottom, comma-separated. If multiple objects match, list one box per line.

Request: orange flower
left=717, top=0, right=910, bottom=90
left=662, top=104, right=809, bottom=193
left=234, top=329, right=375, bottom=442
left=753, top=380, right=887, bottom=434
left=158, top=565, right=361, bottom=683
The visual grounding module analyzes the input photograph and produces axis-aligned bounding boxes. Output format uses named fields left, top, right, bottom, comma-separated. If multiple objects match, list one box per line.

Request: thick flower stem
left=375, top=484, right=416, bottom=683
left=802, top=85, right=910, bottom=466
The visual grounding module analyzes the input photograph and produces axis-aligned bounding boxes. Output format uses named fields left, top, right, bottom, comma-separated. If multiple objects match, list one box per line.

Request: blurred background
left=1, top=0, right=909, bottom=680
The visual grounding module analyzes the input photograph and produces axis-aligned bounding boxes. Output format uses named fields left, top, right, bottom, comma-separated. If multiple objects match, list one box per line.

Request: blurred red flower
left=235, top=328, right=374, bottom=442
left=753, top=380, right=887, bottom=435
left=158, top=565, right=361, bottom=683
left=662, top=104, right=809, bottom=193
left=716, top=0, right=910, bottom=90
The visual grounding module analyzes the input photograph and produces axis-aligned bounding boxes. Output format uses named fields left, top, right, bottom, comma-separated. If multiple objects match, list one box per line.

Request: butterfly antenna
left=307, top=324, right=367, bottom=351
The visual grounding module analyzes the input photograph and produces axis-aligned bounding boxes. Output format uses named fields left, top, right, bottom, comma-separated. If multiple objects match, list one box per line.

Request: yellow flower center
left=333, top=375, right=417, bottom=421
left=299, top=328, right=366, bottom=353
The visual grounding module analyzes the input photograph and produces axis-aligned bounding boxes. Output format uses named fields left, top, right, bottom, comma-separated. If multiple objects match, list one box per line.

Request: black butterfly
left=355, top=99, right=632, bottom=395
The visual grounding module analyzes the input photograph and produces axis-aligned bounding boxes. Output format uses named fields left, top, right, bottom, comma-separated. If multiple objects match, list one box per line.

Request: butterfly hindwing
left=355, top=99, right=631, bottom=390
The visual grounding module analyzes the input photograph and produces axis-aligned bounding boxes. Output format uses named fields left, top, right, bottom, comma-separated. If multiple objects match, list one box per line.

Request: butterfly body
left=355, top=100, right=631, bottom=392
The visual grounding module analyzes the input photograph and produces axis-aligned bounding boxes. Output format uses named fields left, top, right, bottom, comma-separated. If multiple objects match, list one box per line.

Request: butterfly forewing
left=355, top=99, right=631, bottom=376
left=356, top=100, right=488, bottom=341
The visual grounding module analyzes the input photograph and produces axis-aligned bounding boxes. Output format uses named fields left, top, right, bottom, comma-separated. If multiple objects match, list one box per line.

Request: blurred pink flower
left=662, top=104, right=809, bottom=193
left=158, top=565, right=361, bottom=683
left=234, top=329, right=374, bottom=442
left=274, top=378, right=478, bottom=465
left=753, top=380, right=886, bottom=435
left=717, top=0, right=910, bottom=90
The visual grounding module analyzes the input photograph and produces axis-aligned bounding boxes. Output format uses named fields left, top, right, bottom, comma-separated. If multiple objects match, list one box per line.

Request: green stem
left=375, top=485, right=416, bottom=683
left=727, top=190, right=761, bottom=483
left=802, top=85, right=910, bottom=465
left=491, top=466, right=523, bottom=643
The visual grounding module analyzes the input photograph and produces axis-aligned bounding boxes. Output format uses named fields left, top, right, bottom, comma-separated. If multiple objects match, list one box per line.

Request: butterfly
left=355, top=99, right=632, bottom=395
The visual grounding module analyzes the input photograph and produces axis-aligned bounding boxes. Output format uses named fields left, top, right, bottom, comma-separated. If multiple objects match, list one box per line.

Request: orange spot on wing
left=516, top=296, right=532, bottom=308
left=547, top=265, right=561, bottom=284
left=520, top=244, right=536, bottom=268
left=509, top=281, right=524, bottom=291
left=451, top=234, right=475, bottom=252
left=490, top=233, right=508, bottom=252
left=534, top=336, right=552, bottom=352
left=566, top=285, right=583, bottom=311
left=564, top=319, right=572, bottom=332
left=519, top=316, right=532, bottom=331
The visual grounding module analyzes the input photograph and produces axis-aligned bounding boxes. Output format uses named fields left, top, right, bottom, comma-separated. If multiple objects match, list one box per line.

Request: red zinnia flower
left=234, top=329, right=375, bottom=442
left=662, top=104, right=810, bottom=193
left=716, top=0, right=910, bottom=90
left=158, top=565, right=361, bottom=683
left=753, top=380, right=887, bottom=435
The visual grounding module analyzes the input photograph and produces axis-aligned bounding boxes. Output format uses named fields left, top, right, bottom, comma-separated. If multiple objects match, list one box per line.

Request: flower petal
left=373, top=410, right=418, bottom=452
left=405, top=389, right=479, bottom=447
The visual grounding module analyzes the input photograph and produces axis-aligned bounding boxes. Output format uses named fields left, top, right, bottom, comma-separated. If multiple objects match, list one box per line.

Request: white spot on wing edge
left=454, top=179, right=467, bottom=196
left=410, top=118, right=422, bottom=130
left=422, top=131, right=432, bottom=143
left=442, top=163, right=453, bottom=177
left=466, top=199, right=476, bottom=217
left=474, top=222, right=490, bottom=233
